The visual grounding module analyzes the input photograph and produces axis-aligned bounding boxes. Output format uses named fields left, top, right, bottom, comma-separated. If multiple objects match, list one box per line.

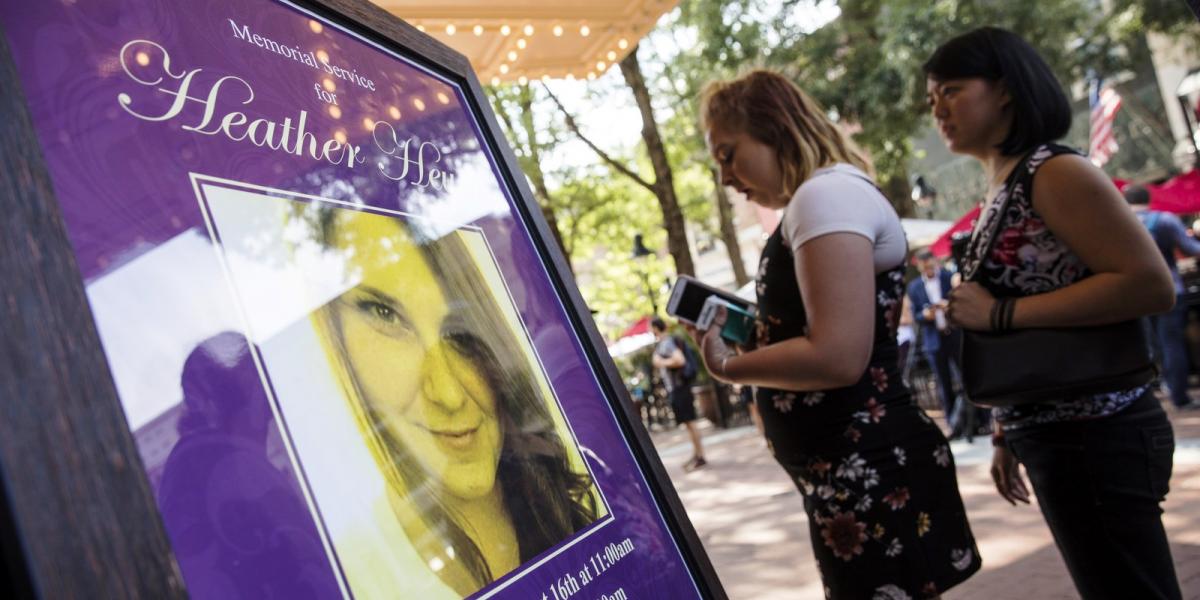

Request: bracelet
left=990, top=297, right=1016, bottom=332
left=990, top=298, right=1007, bottom=332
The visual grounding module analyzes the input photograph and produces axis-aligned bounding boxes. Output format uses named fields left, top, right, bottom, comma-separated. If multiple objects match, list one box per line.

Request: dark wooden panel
left=0, top=23, right=187, bottom=600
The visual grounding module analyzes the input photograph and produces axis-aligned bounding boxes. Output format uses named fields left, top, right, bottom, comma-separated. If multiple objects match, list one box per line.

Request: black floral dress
left=754, top=223, right=981, bottom=599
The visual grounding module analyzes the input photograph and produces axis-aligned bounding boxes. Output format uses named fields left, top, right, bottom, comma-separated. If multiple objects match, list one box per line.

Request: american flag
left=1088, top=80, right=1122, bottom=167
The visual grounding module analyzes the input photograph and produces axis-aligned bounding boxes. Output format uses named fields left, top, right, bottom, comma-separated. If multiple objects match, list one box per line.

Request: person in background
left=907, top=249, right=965, bottom=437
left=651, top=317, right=707, bottom=471
left=698, top=69, right=979, bottom=599
left=738, top=383, right=764, bottom=436
left=897, top=293, right=916, bottom=374
left=628, top=372, right=650, bottom=427
left=926, top=27, right=1180, bottom=599
left=1126, top=184, right=1200, bottom=410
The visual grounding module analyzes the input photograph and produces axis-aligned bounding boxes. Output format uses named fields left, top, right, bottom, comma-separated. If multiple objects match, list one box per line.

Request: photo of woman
left=195, top=179, right=606, bottom=600
left=302, top=205, right=602, bottom=598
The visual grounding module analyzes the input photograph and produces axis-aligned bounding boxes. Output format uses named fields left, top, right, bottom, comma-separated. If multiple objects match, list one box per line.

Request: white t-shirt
left=781, top=163, right=907, bottom=273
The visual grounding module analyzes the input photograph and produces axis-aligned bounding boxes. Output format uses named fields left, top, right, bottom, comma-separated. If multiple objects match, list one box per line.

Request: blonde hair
left=700, top=69, right=874, bottom=195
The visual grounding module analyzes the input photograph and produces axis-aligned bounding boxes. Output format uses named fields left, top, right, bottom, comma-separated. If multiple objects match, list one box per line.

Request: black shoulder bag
left=958, top=158, right=1156, bottom=408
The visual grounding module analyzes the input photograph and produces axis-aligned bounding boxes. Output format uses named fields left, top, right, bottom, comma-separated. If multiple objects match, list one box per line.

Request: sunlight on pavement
left=650, top=406, right=1200, bottom=599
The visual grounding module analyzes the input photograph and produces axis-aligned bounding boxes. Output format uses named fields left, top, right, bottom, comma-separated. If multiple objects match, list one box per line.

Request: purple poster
left=0, top=1, right=704, bottom=598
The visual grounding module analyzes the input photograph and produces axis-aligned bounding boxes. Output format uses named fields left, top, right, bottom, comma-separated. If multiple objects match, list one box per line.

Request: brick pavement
left=649, top=396, right=1200, bottom=599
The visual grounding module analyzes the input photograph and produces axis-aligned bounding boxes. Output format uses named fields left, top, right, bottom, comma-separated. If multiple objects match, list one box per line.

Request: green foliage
left=774, top=0, right=1112, bottom=209
left=583, top=244, right=675, bottom=338
left=487, top=84, right=559, bottom=180
left=1110, top=0, right=1198, bottom=36
left=668, top=0, right=1193, bottom=212
left=487, top=81, right=683, bottom=337
left=639, top=4, right=762, bottom=240
left=486, top=0, right=1197, bottom=339
left=553, top=169, right=660, bottom=256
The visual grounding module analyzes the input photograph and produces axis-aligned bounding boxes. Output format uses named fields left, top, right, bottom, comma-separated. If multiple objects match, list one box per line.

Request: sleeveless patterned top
left=959, top=143, right=1148, bottom=430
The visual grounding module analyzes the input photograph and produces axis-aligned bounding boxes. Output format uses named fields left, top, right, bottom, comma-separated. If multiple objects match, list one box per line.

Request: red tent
left=1149, top=170, right=1200, bottom=214
left=620, top=315, right=652, bottom=339
left=1116, top=170, right=1200, bottom=214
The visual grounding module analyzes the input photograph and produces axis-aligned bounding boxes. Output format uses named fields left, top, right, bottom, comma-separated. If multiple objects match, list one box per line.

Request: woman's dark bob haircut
left=923, top=26, right=1072, bottom=156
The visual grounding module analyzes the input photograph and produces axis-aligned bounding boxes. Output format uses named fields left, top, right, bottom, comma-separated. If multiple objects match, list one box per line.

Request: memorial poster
left=0, top=1, right=707, bottom=598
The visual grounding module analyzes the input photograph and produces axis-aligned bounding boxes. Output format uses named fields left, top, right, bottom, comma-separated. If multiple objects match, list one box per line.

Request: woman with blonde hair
left=696, top=70, right=980, bottom=598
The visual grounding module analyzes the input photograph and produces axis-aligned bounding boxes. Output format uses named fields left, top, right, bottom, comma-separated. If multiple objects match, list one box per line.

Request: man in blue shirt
left=1127, top=185, right=1200, bottom=408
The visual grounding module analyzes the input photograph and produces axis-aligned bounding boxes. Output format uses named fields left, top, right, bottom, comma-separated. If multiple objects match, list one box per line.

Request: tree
left=489, top=84, right=572, bottom=270
left=634, top=7, right=755, bottom=286
left=543, top=44, right=696, bottom=278
left=489, top=76, right=686, bottom=334
left=550, top=169, right=673, bottom=336
left=758, top=0, right=1155, bottom=212
left=708, top=168, right=751, bottom=286
left=619, top=46, right=696, bottom=278
left=489, top=0, right=1188, bottom=335
left=1110, top=0, right=1198, bottom=36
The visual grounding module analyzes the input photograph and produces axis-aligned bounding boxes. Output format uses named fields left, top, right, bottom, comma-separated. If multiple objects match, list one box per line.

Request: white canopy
left=371, top=0, right=681, bottom=83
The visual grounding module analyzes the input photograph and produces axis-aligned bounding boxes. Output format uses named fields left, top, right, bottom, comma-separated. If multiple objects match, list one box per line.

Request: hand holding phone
left=697, top=296, right=755, bottom=345
left=665, top=275, right=755, bottom=325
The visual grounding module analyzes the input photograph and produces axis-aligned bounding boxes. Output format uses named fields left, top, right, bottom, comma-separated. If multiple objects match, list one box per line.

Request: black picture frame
left=0, top=1, right=726, bottom=598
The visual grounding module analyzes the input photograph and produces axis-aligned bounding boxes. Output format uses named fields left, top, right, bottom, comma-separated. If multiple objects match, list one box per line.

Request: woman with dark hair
left=698, top=69, right=980, bottom=599
left=305, top=207, right=599, bottom=598
left=924, top=27, right=1181, bottom=599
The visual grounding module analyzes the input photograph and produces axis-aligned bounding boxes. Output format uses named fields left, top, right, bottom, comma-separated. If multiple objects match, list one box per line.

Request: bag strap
left=961, top=148, right=1041, bottom=283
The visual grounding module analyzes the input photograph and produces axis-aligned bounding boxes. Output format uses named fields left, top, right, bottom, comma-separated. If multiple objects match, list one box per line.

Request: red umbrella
left=928, top=205, right=981, bottom=258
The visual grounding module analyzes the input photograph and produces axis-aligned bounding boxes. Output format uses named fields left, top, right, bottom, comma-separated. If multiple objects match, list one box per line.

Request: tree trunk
left=710, top=168, right=750, bottom=286
left=516, top=86, right=571, bottom=272
left=882, top=169, right=915, bottom=218
left=620, top=46, right=695, bottom=277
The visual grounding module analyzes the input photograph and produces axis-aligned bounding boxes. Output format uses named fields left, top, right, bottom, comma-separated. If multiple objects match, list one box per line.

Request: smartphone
left=697, top=296, right=756, bottom=345
left=665, top=275, right=755, bottom=326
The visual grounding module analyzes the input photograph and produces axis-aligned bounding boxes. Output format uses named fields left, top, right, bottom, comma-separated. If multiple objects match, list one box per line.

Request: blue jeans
left=1007, top=392, right=1180, bottom=599
left=1149, top=298, right=1191, bottom=407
